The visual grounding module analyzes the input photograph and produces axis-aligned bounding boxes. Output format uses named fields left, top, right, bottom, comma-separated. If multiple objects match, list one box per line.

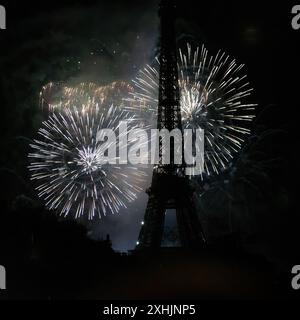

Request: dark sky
left=0, top=0, right=295, bottom=254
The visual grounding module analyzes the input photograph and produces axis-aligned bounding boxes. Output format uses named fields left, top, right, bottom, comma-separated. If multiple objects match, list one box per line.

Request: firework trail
left=29, top=102, right=147, bottom=220
left=40, top=81, right=134, bottom=113
left=126, top=43, right=256, bottom=178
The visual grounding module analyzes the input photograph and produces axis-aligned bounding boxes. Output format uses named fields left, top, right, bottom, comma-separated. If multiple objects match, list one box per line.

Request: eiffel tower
left=136, top=0, right=206, bottom=249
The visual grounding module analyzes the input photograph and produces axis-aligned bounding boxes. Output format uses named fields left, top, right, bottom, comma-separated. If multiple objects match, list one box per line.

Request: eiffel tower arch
left=136, top=0, right=206, bottom=249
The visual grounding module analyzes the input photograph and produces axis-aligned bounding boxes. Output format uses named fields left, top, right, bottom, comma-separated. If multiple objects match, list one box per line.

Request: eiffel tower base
left=136, top=173, right=206, bottom=250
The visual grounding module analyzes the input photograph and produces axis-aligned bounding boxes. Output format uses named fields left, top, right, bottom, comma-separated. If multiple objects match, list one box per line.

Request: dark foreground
left=0, top=206, right=297, bottom=300
left=1, top=246, right=297, bottom=300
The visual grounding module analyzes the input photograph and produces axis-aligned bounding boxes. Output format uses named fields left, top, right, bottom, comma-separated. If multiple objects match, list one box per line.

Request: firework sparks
left=40, top=81, right=134, bottom=113
left=28, top=104, right=147, bottom=220
left=126, top=43, right=256, bottom=178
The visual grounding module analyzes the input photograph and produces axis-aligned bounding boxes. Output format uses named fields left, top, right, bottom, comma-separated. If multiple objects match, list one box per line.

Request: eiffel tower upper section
left=155, top=0, right=185, bottom=177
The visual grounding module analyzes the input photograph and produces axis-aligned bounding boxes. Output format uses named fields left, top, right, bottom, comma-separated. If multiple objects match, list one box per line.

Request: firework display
left=127, top=43, right=256, bottom=178
left=40, top=81, right=134, bottom=112
left=30, top=42, right=256, bottom=219
left=29, top=102, right=147, bottom=220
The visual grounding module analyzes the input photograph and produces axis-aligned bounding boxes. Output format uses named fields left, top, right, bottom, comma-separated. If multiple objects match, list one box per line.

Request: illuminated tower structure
left=136, top=0, right=206, bottom=249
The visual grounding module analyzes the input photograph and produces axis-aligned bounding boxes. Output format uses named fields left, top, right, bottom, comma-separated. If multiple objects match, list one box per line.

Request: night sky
left=0, top=0, right=295, bottom=261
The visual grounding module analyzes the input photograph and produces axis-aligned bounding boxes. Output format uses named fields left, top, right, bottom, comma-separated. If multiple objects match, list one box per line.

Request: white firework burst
left=126, top=43, right=256, bottom=178
left=28, top=105, right=147, bottom=219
